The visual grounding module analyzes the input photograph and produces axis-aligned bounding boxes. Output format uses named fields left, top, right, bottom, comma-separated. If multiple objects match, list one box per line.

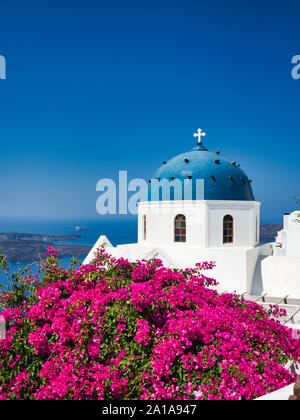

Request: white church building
left=262, top=211, right=300, bottom=298
left=85, top=129, right=300, bottom=299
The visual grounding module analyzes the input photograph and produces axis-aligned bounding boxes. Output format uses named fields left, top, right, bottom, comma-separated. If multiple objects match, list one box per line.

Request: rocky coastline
left=0, top=233, right=91, bottom=262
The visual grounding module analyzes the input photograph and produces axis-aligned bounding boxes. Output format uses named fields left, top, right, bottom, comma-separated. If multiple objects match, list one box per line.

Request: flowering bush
left=0, top=248, right=299, bottom=400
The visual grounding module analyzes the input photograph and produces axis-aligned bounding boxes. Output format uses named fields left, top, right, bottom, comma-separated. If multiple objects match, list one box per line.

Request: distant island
left=260, top=223, right=282, bottom=242
left=0, top=233, right=82, bottom=242
left=0, top=233, right=91, bottom=263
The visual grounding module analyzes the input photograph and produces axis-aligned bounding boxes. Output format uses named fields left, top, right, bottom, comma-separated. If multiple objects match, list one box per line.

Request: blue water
left=0, top=216, right=137, bottom=287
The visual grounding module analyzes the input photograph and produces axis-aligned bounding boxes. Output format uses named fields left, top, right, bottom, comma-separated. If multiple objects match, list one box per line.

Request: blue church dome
left=149, top=134, right=255, bottom=201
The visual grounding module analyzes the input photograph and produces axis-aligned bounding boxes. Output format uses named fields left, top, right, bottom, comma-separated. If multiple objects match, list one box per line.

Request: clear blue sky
left=0, top=0, right=299, bottom=222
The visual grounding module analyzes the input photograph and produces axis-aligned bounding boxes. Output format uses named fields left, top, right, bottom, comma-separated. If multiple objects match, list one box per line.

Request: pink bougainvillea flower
left=0, top=248, right=299, bottom=400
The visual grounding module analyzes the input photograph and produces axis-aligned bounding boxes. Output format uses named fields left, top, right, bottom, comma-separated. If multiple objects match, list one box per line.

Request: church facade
left=85, top=129, right=299, bottom=297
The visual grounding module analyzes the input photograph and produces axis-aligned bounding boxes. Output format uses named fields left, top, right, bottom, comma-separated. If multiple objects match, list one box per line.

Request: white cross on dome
left=193, top=128, right=206, bottom=145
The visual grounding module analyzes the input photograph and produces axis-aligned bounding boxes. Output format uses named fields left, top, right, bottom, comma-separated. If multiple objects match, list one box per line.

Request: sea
left=0, top=216, right=137, bottom=288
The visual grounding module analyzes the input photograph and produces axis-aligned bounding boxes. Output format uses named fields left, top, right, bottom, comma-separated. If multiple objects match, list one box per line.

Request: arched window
left=143, top=215, right=147, bottom=241
left=223, top=215, right=234, bottom=244
left=174, top=214, right=186, bottom=242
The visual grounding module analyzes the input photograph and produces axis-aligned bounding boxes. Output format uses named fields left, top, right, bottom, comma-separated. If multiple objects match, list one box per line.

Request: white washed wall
left=138, top=200, right=261, bottom=249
